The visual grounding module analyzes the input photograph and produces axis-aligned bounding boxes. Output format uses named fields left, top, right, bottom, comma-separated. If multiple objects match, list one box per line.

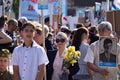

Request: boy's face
left=0, top=57, right=9, bottom=72
left=35, top=33, right=43, bottom=45
left=21, top=25, right=35, bottom=41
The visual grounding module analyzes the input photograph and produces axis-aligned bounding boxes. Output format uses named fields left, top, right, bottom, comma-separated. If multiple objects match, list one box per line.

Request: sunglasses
left=56, top=39, right=65, bottom=43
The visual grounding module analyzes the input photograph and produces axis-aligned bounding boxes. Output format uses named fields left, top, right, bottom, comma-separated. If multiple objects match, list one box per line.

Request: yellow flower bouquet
left=63, top=46, right=81, bottom=68
left=59, top=46, right=80, bottom=80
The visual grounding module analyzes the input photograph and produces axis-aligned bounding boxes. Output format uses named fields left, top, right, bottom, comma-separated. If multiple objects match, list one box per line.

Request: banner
left=49, top=0, right=67, bottom=28
left=112, top=0, right=120, bottom=10
left=19, top=0, right=40, bottom=21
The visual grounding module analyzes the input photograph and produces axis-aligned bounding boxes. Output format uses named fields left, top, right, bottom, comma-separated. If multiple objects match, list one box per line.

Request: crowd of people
left=0, top=15, right=120, bottom=80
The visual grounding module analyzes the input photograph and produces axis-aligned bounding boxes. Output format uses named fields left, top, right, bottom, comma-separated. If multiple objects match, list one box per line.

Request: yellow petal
left=70, top=60, right=77, bottom=66
left=68, top=46, right=75, bottom=52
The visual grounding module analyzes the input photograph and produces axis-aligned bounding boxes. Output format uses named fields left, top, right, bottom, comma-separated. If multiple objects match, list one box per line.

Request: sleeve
left=1, top=31, right=12, bottom=39
left=37, top=47, right=49, bottom=66
left=84, top=46, right=94, bottom=63
left=10, top=48, right=19, bottom=65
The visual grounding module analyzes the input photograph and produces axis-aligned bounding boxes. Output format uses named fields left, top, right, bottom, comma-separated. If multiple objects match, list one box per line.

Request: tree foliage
left=12, top=0, right=19, bottom=19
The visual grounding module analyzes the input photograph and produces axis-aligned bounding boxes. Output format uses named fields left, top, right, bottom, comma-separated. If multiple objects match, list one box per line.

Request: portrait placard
left=99, top=37, right=118, bottom=67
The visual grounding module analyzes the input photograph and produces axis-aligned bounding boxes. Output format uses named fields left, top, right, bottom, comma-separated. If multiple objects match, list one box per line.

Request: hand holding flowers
left=59, top=46, right=80, bottom=80
left=63, top=46, right=81, bottom=68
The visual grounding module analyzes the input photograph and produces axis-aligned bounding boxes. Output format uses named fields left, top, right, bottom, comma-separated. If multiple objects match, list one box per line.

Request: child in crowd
left=0, top=49, right=13, bottom=80
left=11, top=21, right=49, bottom=80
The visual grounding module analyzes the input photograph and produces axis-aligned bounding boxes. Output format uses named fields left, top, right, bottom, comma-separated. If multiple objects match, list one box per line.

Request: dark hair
left=18, top=21, right=22, bottom=31
left=71, top=27, right=88, bottom=50
left=47, top=32, right=53, bottom=39
left=76, top=23, right=84, bottom=29
left=21, top=21, right=36, bottom=31
left=45, top=17, right=49, bottom=23
left=0, top=15, right=8, bottom=28
left=88, top=26, right=98, bottom=34
left=104, top=38, right=112, bottom=48
left=70, top=29, right=77, bottom=45
left=61, top=28, right=71, bottom=34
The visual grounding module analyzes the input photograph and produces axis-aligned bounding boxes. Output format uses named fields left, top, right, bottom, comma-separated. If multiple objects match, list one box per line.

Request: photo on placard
left=94, top=2, right=101, bottom=18
left=99, top=37, right=117, bottom=67
left=38, top=0, right=48, bottom=6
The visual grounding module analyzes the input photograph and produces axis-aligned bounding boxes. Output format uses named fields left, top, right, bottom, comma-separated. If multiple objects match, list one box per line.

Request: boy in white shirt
left=11, top=21, right=49, bottom=80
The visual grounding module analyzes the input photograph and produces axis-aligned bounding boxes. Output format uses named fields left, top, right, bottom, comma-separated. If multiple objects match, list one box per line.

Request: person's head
left=18, top=20, right=22, bottom=31
left=45, top=17, right=50, bottom=27
left=72, top=27, right=89, bottom=50
left=21, top=21, right=36, bottom=41
left=98, top=21, right=112, bottom=36
left=0, top=49, right=11, bottom=72
left=76, top=23, right=84, bottom=29
left=7, top=19, right=18, bottom=32
left=34, top=22, right=43, bottom=45
left=47, top=32, right=53, bottom=41
left=33, top=21, right=42, bottom=28
left=88, top=25, right=98, bottom=34
left=61, top=26, right=71, bottom=37
left=70, top=29, right=77, bottom=46
left=103, top=38, right=112, bottom=52
left=0, top=15, right=8, bottom=29
left=18, top=17, right=28, bottom=25
left=55, top=32, right=68, bottom=48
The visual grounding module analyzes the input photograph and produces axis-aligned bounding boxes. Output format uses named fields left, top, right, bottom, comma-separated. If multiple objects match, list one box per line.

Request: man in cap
left=0, top=49, right=13, bottom=80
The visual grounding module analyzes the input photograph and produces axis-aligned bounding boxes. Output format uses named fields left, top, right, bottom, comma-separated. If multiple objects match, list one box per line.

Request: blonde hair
left=56, top=32, right=68, bottom=40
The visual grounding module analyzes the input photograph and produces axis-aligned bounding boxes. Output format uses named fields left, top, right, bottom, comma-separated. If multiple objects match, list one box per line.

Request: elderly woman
left=46, top=32, right=79, bottom=80
left=84, top=21, right=120, bottom=80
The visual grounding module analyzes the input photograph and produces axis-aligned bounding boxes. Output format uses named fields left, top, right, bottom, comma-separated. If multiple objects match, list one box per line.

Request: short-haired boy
left=11, top=22, right=49, bottom=80
left=0, top=49, right=13, bottom=80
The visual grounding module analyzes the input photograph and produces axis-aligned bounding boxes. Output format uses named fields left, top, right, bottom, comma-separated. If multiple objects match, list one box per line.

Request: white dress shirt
left=11, top=41, right=49, bottom=80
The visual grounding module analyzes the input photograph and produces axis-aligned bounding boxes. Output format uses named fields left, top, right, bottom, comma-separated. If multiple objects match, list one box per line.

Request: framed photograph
left=94, top=2, right=101, bottom=18
left=99, top=37, right=118, bottom=67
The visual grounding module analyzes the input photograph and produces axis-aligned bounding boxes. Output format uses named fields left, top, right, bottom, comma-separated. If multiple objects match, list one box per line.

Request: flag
left=112, top=0, right=120, bottom=10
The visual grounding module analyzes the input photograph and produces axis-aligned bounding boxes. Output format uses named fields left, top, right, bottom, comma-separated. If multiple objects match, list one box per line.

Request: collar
left=23, top=41, right=33, bottom=47
left=22, top=40, right=38, bottom=48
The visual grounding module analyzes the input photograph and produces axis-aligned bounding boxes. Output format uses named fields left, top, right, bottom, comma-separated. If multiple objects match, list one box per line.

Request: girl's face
left=34, top=33, right=43, bottom=45
left=21, top=26, right=35, bottom=41
left=82, top=32, right=89, bottom=41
